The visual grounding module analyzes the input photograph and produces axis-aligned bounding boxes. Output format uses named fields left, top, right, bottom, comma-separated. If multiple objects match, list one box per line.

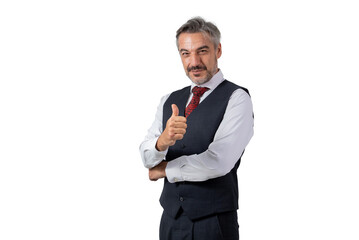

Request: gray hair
left=176, top=17, right=221, bottom=49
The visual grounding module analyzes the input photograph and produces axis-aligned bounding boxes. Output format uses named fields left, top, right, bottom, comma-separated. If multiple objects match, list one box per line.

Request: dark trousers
left=160, top=209, right=239, bottom=240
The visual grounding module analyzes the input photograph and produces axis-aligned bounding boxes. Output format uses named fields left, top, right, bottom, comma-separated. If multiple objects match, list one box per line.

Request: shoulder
left=164, top=85, right=191, bottom=104
left=168, top=85, right=191, bottom=97
left=223, top=80, right=251, bottom=97
left=157, top=86, right=190, bottom=106
left=225, top=82, right=254, bottom=118
left=223, top=80, right=252, bottom=110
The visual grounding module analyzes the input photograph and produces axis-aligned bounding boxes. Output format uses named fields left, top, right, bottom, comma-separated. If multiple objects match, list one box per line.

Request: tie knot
left=192, top=86, right=209, bottom=97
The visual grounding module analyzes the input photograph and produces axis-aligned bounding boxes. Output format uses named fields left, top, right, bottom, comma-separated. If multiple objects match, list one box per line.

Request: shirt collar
left=190, top=69, right=225, bottom=91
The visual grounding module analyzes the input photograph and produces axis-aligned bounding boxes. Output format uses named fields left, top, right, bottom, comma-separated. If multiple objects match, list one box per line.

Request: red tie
left=185, top=86, right=209, bottom=117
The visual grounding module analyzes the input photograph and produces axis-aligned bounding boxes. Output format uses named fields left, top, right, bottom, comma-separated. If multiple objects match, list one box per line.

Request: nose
left=189, top=53, right=201, bottom=67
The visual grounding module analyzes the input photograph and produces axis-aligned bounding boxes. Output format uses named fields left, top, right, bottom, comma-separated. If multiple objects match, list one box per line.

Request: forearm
left=148, top=161, right=168, bottom=181
left=139, top=94, right=169, bottom=168
left=166, top=127, right=253, bottom=182
left=165, top=89, right=254, bottom=183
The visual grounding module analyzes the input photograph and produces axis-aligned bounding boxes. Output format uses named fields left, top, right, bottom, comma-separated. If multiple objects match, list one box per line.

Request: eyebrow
left=197, top=45, right=210, bottom=51
left=179, top=45, right=210, bottom=53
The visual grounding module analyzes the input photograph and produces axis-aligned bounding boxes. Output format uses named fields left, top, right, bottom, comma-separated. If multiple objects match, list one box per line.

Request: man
left=139, top=17, right=254, bottom=240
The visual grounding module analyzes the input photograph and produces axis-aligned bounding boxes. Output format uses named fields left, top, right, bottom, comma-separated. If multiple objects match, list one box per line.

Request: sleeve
left=139, top=94, right=170, bottom=169
left=165, top=88, right=254, bottom=183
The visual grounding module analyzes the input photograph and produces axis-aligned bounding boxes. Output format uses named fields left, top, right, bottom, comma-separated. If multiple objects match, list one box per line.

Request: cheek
left=209, top=56, right=217, bottom=67
left=181, top=59, right=189, bottom=70
left=201, top=57, right=211, bottom=68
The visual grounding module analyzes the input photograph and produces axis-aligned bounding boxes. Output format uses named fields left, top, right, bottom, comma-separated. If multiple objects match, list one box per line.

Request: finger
left=172, top=128, right=186, bottom=135
left=172, top=116, right=187, bottom=123
left=173, top=133, right=185, bottom=141
left=169, top=122, right=187, bottom=129
left=171, top=104, right=179, bottom=117
left=168, top=129, right=186, bottom=138
left=174, top=123, right=187, bottom=129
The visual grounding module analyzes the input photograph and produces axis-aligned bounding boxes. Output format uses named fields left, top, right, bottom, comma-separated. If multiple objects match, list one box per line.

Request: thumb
left=171, top=104, right=179, bottom=117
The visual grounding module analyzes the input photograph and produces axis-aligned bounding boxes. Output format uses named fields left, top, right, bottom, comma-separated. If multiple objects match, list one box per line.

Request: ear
left=216, top=43, right=222, bottom=59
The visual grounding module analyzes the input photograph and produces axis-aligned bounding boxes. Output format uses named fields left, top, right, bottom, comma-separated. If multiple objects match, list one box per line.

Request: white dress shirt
left=139, top=70, right=254, bottom=183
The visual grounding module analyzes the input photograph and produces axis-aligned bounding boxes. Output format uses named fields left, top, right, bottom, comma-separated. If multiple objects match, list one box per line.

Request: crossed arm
left=140, top=89, right=254, bottom=183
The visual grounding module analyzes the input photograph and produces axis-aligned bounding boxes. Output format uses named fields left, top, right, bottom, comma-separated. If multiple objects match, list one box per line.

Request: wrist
left=155, top=136, right=168, bottom=152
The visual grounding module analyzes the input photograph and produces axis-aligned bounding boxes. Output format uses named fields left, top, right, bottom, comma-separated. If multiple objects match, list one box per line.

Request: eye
left=198, top=49, right=208, bottom=54
left=181, top=52, right=189, bottom=57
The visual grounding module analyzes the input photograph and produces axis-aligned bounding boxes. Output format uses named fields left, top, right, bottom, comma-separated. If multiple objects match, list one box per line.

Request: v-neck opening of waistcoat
left=186, top=80, right=227, bottom=120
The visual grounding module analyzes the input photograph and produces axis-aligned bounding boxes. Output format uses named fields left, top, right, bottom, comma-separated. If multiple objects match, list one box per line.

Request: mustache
left=187, top=65, right=207, bottom=72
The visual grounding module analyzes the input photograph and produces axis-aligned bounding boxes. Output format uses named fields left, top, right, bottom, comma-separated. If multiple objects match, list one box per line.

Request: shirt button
left=179, top=197, right=184, bottom=202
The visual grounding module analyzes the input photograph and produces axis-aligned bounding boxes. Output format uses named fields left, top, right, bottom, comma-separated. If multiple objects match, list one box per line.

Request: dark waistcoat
left=160, top=80, right=250, bottom=220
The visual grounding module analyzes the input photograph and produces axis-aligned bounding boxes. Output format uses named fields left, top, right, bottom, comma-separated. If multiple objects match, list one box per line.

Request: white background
left=1, top=0, right=358, bottom=239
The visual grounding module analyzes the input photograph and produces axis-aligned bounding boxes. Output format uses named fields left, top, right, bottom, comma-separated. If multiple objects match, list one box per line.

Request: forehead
left=178, top=32, right=213, bottom=50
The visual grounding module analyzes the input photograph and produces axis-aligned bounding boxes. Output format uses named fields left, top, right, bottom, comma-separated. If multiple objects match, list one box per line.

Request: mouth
left=191, top=69, right=204, bottom=74
left=188, top=66, right=207, bottom=76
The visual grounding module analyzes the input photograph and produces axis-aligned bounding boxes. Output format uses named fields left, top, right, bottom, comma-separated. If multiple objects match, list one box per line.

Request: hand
left=156, top=104, right=187, bottom=152
left=149, top=161, right=168, bottom=181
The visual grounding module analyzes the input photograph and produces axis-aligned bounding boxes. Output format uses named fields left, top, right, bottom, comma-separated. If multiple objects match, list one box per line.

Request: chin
left=190, top=77, right=207, bottom=85
left=189, top=73, right=211, bottom=85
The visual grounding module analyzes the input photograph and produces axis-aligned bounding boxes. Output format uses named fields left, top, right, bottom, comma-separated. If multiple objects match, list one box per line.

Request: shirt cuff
left=142, top=137, right=168, bottom=168
left=165, top=157, right=186, bottom=183
left=151, top=137, right=168, bottom=160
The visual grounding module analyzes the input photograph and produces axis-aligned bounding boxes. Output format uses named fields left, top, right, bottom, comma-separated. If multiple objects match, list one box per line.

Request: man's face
left=177, top=32, right=222, bottom=85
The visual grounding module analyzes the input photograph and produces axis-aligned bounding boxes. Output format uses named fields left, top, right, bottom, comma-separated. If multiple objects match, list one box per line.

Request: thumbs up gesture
left=156, top=104, right=187, bottom=152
